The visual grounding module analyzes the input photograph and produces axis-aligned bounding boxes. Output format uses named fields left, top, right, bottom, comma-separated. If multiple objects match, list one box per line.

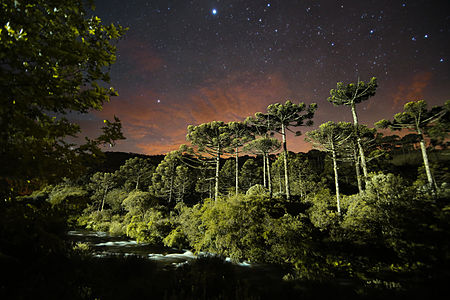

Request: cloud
left=97, top=71, right=299, bottom=154
left=392, top=72, right=432, bottom=108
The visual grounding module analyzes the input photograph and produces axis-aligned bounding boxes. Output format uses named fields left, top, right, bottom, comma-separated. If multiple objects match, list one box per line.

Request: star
left=157, top=99, right=161, bottom=103
left=212, top=9, right=217, bottom=15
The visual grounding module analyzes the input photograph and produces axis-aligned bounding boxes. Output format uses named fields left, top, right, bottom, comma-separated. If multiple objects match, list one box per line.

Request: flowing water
left=68, top=230, right=200, bottom=267
left=67, top=230, right=280, bottom=271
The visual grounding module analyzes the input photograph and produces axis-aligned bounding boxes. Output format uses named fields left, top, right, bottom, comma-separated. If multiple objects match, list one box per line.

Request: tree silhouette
left=376, top=100, right=449, bottom=188
left=328, top=77, right=377, bottom=185
left=266, top=100, right=317, bottom=200
left=244, top=137, right=281, bottom=195
left=306, top=122, right=353, bottom=214
left=186, top=121, right=231, bottom=201
left=227, top=121, right=253, bottom=195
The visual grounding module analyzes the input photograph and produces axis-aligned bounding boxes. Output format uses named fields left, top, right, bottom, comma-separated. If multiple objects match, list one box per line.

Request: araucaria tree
left=89, top=172, right=118, bottom=212
left=150, top=150, right=181, bottom=203
left=0, top=0, right=127, bottom=197
left=245, top=113, right=274, bottom=191
left=244, top=137, right=281, bottom=195
left=266, top=100, right=317, bottom=200
left=328, top=77, right=377, bottom=184
left=186, top=121, right=231, bottom=201
left=118, top=157, right=155, bottom=191
left=306, top=122, right=353, bottom=214
left=227, top=121, right=253, bottom=195
left=376, top=100, right=449, bottom=188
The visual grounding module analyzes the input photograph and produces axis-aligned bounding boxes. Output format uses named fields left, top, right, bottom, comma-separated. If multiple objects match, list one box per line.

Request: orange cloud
left=392, top=72, right=432, bottom=108
left=97, top=71, right=301, bottom=154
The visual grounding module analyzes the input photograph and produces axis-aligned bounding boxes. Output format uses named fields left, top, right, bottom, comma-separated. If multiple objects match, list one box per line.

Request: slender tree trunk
left=135, top=175, right=140, bottom=190
left=417, top=127, right=434, bottom=187
left=278, top=165, right=283, bottom=194
left=331, top=142, right=341, bottom=215
left=351, top=103, right=368, bottom=180
left=169, top=173, right=174, bottom=203
left=100, top=186, right=108, bottom=212
left=353, top=145, right=362, bottom=194
left=281, top=124, right=290, bottom=200
left=266, top=154, right=272, bottom=196
left=262, top=154, right=267, bottom=188
left=209, top=180, right=212, bottom=199
left=215, top=145, right=220, bottom=201
left=235, top=147, right=239, bottom=195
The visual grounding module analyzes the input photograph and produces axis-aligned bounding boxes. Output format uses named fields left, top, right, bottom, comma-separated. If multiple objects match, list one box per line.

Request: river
left=68, top=229, right=282, bottom=271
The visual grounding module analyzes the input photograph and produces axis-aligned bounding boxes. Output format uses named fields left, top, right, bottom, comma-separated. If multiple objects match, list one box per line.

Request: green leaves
left=328, top=77, right=377, bottom=106
left=266, top=100, right=317, bottom=128
left=1, top=0, right=127, bottom=195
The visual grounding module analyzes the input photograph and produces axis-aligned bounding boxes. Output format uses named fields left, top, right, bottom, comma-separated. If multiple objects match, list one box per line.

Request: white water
left=68, top=230, right=254, bottom=268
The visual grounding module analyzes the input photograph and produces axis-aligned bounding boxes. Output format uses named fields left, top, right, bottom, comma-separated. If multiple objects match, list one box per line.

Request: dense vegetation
left=1, top=1, right=449, bottom=299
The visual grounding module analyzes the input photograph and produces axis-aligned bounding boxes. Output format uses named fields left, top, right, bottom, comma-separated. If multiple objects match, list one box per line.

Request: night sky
left=79, top=0, right=449, bottom=155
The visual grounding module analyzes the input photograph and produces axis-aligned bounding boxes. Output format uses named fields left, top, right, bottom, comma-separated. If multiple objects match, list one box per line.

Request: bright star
left=212, top=9, right=217, bottom=15
left=424, top=34, right=428, bottom=38
left=157, top=99, right=161, bottom=103
left=440, top=58, right=444, bottom=62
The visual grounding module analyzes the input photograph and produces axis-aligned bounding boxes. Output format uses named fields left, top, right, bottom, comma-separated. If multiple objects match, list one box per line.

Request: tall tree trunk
left=215, top=145, right=220, bottom=201
left=235, top=147, right=239, bottom=195
left=281, top=124, right=290, bottom=200
left=262, top=154, right=267, bottom=188
left=169, top=173, right=174, bottom=203
left=266, top=154, right=272, bottom=196
left=278, top=165, right=283, bottom=194
left=417, top=127, right=434, bottom=187
left=351, top=103, right=368, bottom=180
left=353, top=145, right=362, bottom=194
left=331, top=142, right=341, bottom=215
left=100, top=186, right=108, bottom=212
left=135, top=175, right=140, bottom=190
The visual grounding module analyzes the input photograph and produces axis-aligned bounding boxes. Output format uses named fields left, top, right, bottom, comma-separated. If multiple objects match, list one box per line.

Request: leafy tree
left=0, top=0, right=127, bottom=197
left=342, top=125, right=380, bottom=194
left=376, top=100, right=449, bottom=188
left=239, top=159, right=262, bottom=192
left=122, top=190, right=156, bottom=217
left=219, top=159, right=236, bottom=194
left=186, top=121, right=231, bottom=201
left=104, top=188, right=128, bottom=213
left=227, top=121, right=253, bottom=195
left=288, top=153, right=322, bottom=199
left=173, top=165, right=196, bottom=203
left=328, top=77, right=378, bottom=183
left=118, top=157, right=155, bottom=191
left=150, top=150, right=182, bottom=204
left=306, top=122, right=353, bottom=214
left=266, top=100, right=317, bottom=200
left=89, top=171, right=118, bottom=212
